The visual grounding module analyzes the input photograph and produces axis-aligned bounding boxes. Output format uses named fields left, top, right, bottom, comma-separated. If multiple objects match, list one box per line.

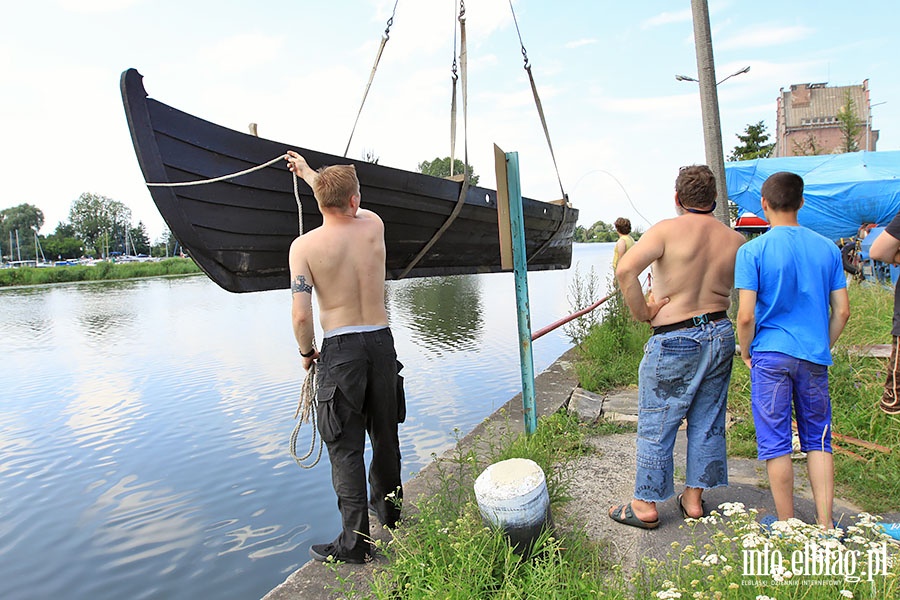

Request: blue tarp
left=725, top=150, right=900, bottom=241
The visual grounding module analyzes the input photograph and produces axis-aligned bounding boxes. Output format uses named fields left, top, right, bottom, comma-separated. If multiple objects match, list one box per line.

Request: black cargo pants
left=315, top=327, right=405, bottom=555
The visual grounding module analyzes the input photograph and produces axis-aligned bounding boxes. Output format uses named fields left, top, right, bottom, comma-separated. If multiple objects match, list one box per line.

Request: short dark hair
left=675, top=165, right=717, bottom=209
left=614, top=217, right=631, bottom=235
left=761, top=171, right=804, bottom=212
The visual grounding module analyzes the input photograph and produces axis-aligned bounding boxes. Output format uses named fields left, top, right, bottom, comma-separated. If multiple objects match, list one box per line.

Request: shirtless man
left=286, top=150, right=403, bottom=564
left=610, top=165, right=745, bottom=529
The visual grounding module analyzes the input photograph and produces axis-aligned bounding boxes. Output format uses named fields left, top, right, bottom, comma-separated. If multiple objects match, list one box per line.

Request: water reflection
left=86, top=474, right=200, bottom=565
left=64, top=372, right=142, bottom=449
left=387, top=274, right=483, bottom=353
left=0, top=244, right=614, bottom=600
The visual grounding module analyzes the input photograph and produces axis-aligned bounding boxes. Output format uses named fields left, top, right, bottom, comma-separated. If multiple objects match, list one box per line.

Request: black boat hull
left=120, top=69, right=577, bottom=293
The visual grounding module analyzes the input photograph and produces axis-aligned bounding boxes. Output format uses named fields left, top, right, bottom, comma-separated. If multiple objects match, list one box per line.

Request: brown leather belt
left=652, top=311, right=728, bottom=336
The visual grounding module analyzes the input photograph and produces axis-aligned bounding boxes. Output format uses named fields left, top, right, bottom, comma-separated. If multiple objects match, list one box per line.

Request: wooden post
left=495, top=148, right=537, bottom=435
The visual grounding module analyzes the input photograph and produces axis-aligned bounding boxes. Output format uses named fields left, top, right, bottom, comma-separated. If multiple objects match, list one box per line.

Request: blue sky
left=1, top=0, right=897, bottom=240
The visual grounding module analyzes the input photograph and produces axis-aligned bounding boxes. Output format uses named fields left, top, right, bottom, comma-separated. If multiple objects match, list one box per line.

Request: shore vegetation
left=0, top=258, right=201, bottom=288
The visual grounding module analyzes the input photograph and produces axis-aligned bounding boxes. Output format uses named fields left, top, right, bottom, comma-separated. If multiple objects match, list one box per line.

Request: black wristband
left=299, top=347, right=316, bottom=358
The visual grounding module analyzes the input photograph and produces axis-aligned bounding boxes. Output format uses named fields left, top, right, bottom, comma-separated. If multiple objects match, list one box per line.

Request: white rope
left=146, top=155, right=284, bottom=187
left=290, top=363, right=324, bottom=469
left=145, top=154, right=305, bottom=235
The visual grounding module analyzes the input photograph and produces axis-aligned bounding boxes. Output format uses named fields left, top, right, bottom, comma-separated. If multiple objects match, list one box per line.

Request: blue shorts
left=750, top=351, right=832, bottom=460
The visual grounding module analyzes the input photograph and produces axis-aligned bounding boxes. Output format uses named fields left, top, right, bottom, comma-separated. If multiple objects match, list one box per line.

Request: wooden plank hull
left=120, top=69, right=577, bottom=293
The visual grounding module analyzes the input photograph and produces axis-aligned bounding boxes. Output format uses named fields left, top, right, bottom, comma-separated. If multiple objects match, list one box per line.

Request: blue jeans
left=635, top=318, right=734, bottom=503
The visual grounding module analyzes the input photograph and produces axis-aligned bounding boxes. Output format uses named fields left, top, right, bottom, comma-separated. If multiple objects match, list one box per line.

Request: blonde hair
left=312, top=165, right=359, bottom=209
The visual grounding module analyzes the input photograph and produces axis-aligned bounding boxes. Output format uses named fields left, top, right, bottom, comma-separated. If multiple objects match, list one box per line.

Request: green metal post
left=505, top=151, right=537, bottom=435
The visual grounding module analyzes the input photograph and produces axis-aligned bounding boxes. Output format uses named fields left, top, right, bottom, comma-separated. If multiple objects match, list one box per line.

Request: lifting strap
left=343, top=1, right=400, bottom=158
left=508, top=0, right=566, bottom=204
left=449, top=1, right=459, bottom=177
left=508, top=0, right=570, bottom=261
left=398, top=0, right=470, bottom=279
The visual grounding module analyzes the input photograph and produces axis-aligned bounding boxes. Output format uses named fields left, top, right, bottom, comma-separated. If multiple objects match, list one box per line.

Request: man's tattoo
left=292, top=275, right=313, bottom=295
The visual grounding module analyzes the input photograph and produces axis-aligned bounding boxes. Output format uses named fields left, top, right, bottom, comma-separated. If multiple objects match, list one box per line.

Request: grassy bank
left=321, top=281, right=900, bottom=599
left=0, top=258, right=202, bottom=287
left=333, top=412, right=630, bottom=599
left=576, top=280, right=900, bottom=514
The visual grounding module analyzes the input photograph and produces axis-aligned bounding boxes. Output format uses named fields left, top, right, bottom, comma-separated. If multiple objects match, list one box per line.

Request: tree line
left=0, top=193, right=177, bottom=262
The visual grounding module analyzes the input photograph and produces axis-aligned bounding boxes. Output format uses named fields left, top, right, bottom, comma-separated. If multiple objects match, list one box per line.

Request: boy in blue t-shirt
left=735, top=171, right=850, bottom=529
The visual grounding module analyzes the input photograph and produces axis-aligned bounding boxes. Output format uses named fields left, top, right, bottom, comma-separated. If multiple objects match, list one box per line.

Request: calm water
left=0, top=243, right=613, bottom=600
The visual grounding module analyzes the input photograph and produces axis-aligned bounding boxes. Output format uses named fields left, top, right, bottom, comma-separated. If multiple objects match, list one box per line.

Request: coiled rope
left=290, top=363, right=323, bottom=469
left=147, top=155, right=322, bottom=467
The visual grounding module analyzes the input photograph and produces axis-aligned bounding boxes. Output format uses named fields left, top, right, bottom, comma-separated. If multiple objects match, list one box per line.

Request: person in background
left=286, top=150, right=405, bottom=564
left=866, top=211, right=900, bottom=415
left=611, top=165, right=744, bottom=529
left=612, top=217, right=635, bottom=269
left=735, top=171, right=850, bottom=528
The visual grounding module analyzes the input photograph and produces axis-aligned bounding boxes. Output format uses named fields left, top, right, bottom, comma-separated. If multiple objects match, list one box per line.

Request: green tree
left=42, top=222, right=84, bottom=259
left=129, top=221, right=151, bottom=255
left=728, top=121, right=775, bottom=161
left=68, top=192, right=132, bottom=257
left=417, top=157, right=479, bottom=186
left=0, top=203, right=45, bottom=250
left=837, top=91, right=863, bottom=153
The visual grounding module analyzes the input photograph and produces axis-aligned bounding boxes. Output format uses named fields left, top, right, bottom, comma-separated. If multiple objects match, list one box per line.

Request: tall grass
left=0, top=258, right=201, bottom=287
left=573, top=281, right=649, bottom=393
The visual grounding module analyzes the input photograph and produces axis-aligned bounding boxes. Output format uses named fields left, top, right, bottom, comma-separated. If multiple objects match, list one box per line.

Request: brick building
left=774, top=80, right=879, bottom=157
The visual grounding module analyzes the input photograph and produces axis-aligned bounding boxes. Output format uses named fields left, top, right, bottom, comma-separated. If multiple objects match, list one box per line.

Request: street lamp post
left=675, top=65, right=750, bottom=86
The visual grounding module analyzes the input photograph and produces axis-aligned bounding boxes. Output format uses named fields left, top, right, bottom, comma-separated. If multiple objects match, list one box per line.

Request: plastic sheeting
left=725, top=151, right=900, bottom=241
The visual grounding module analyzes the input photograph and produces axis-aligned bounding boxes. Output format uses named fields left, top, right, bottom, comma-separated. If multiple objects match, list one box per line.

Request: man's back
left=623, top=214, right=745, bottom=325
left=735, top=226, right=844, bottom=365
left=296, top=208, right=389, bottom=333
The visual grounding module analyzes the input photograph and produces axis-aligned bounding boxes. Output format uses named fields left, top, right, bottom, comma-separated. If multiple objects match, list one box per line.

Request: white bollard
left=473, top=458, right=552, bottom=551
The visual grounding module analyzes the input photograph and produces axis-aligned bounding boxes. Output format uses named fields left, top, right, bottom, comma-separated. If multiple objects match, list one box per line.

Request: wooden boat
left=120, top=68, right=578, bottom=293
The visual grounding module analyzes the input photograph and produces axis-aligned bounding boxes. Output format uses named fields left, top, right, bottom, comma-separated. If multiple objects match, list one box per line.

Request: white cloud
left=565, top=38, right=599, bottom=49
left=718, top=25, right=814, bottom=51
left=594, top=93, right=698, bottom=119
left=57, top=0, right=141, bottom=13
left=197, top=32, right=286, bottom=74
left=642, top=8, right=692, bottom=29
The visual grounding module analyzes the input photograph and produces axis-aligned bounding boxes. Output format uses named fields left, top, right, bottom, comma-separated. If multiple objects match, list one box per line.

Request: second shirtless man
left=610, top=165, right=745, bottom=529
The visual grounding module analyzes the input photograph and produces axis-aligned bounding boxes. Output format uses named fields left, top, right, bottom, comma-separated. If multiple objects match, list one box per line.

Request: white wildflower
left=719, top=502, right=746, bottom=516
left=741, top=533, right=766, bottom=548
left=839, top=591, right=853, bottom=598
